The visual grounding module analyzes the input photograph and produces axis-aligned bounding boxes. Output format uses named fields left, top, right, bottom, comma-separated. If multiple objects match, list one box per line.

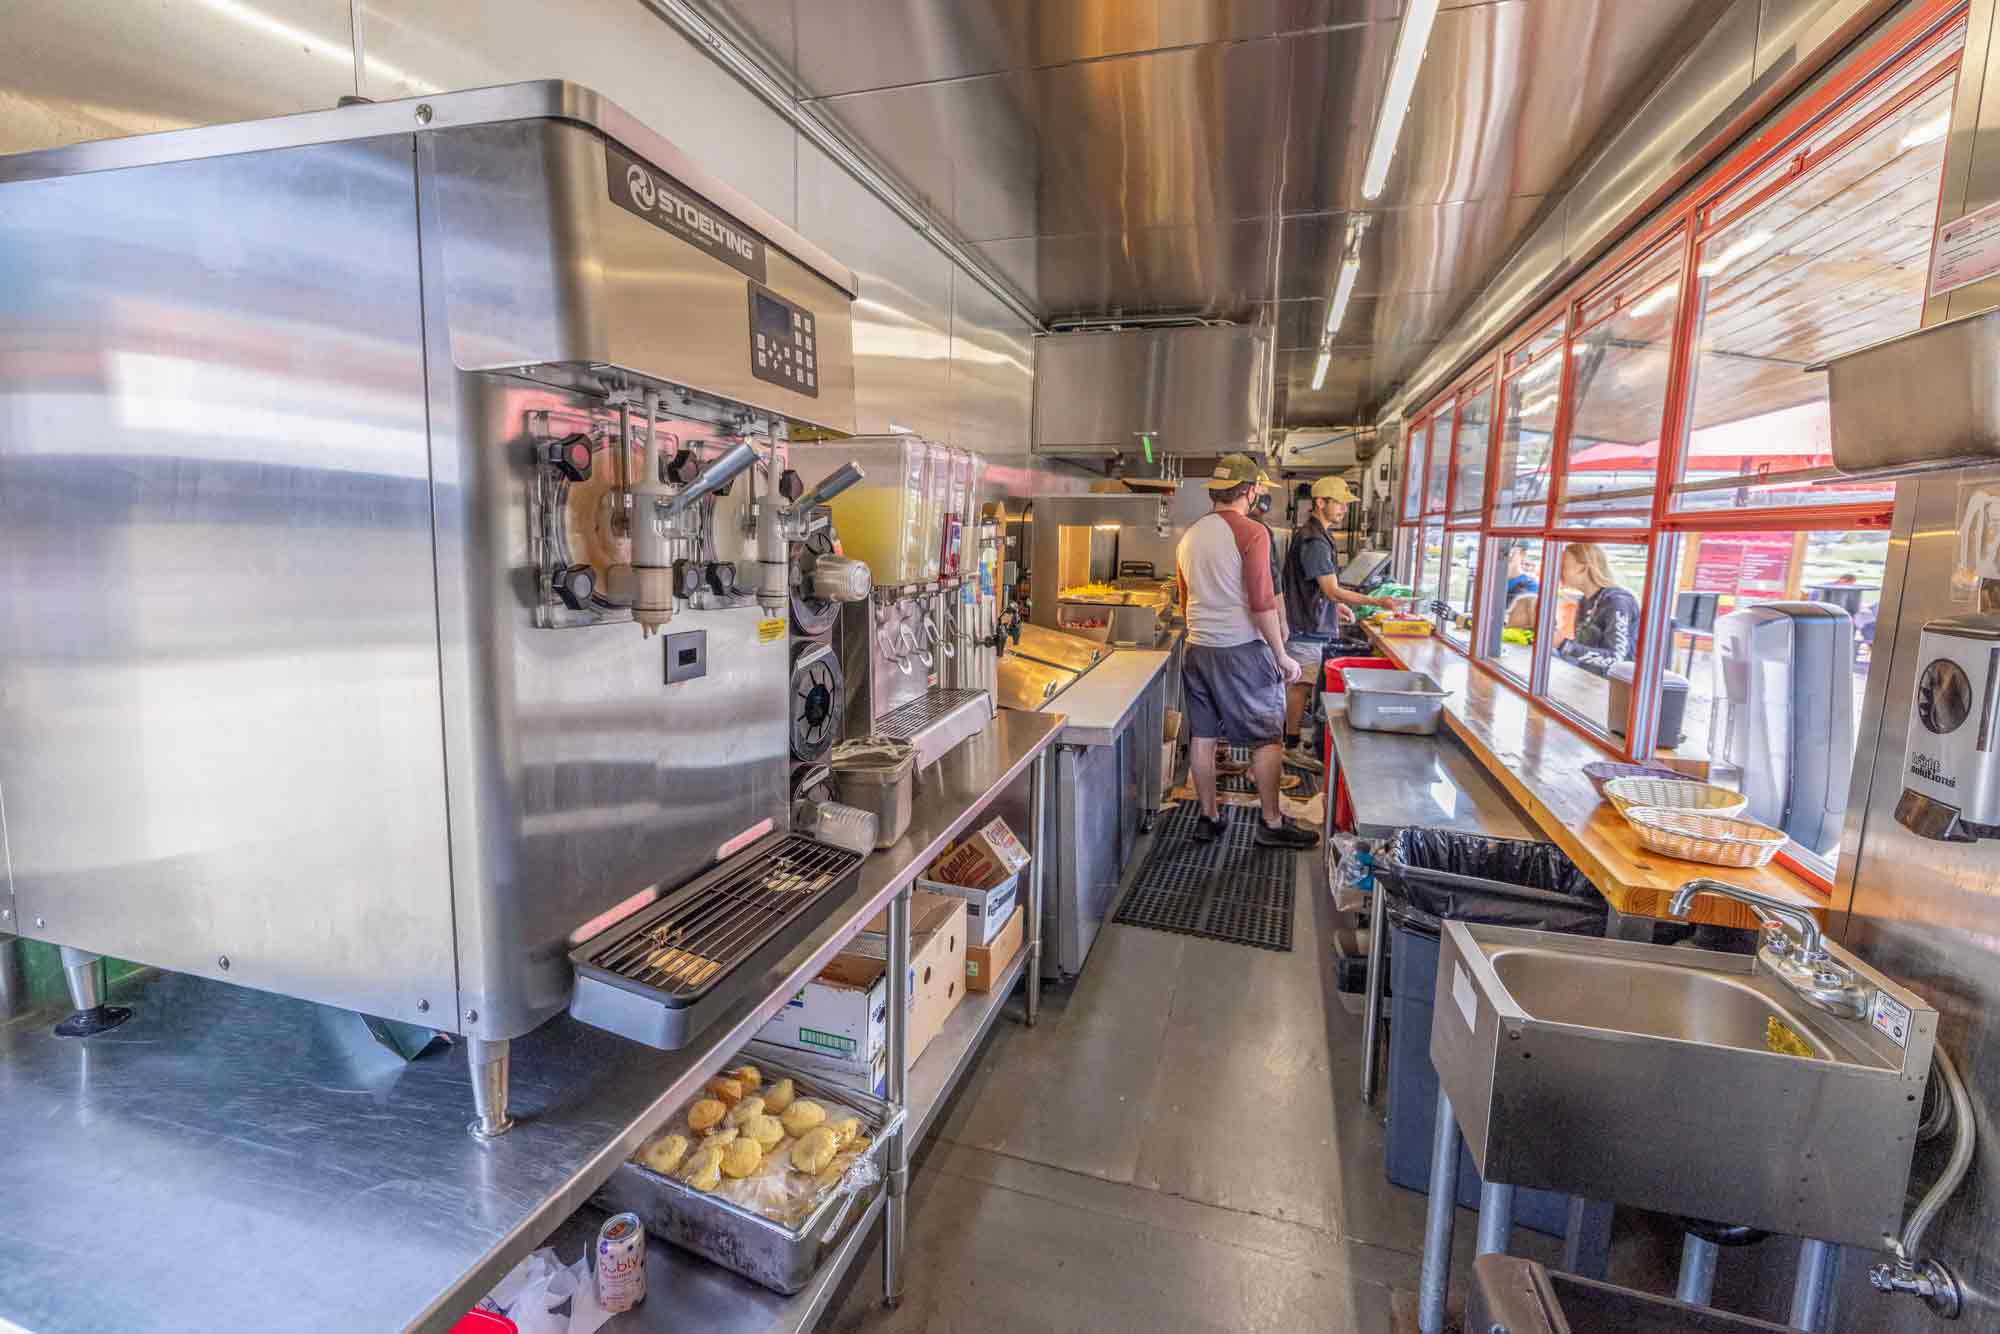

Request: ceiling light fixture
left=1311, top=347, right=1333, bottom=392
left=1362, top=0, right=1443, bottom=199
left=1900, top=112, right=1951, bottom=151
left=1324, top=257, right=1363, bottom=337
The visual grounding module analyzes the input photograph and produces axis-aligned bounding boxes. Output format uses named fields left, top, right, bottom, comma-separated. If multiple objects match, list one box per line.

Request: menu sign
left=1691, top=535, right=1793, bottom=597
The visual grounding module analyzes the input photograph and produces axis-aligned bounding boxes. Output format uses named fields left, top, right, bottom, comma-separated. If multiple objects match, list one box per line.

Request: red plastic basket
left=450, top=1312, right=516, bottom=1333
left=1323, top=655, right=1395, bottom=833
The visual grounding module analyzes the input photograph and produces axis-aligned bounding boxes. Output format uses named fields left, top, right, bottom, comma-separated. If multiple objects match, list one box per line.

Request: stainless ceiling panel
left=1268, top=290, right=1466, bottom=349
left=1035, top=39, right=1293, bottom=235
left=818, top=72, right=1038, bottom=241
left=0, top=0, right=353, bottom=156
left=973, top=236, right=1042, bottom=307
left=1028, top=218, right=1276, bottom=318
left=791, top=0, right=1031, bottom=95
left=950, top=269, right=1036, bottom=455
left=363, top=0, right=799, bottom=224
left=797, top=142, right=956, bottom=438
left=693, top=0, right=797, bottom=74
left=1283, top=0, right=1733, bottom=212
left=1755, top=0, right=1897, bottom=82
left=1277, top=196, right=1547, bottom=303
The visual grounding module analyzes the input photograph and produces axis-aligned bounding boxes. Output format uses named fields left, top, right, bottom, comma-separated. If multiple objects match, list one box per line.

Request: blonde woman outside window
left=1555, top=545, right=1639, bottom=677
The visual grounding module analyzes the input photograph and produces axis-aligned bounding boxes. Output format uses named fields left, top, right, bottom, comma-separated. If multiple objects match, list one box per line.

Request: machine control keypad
left=748, top=281, right=820, bottom=399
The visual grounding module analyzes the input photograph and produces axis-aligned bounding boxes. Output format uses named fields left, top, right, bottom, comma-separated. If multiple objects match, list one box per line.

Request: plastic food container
left=1625, top=808, right=1788, bottom=868
left=830, top=740, right=916, bottom=848
left=1602, top=777, right=1748, bottom=820
left=1342, top=668, right=1450, bottom=735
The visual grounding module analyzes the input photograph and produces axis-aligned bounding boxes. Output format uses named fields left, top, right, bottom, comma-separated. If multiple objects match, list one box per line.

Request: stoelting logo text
left=1912, top=753, right=1956, bottom=788
left=608, top=144, right=766, bottom=282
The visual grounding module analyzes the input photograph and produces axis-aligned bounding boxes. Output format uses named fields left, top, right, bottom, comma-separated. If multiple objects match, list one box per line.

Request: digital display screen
left=754, top=290, right=795, bottom=342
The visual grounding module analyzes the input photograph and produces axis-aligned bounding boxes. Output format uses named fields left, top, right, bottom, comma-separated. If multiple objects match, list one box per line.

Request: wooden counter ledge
left=1362, top=630, right=1826, bottom=933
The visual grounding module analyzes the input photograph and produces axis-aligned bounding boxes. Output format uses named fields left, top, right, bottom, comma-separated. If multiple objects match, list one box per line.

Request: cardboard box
left=965, top=905, right=1025, bottom=993
left=1161, top=706, right=1184, bottom=793
left=752, top=952, right=888, bottom=1066
left=845, top=892, right=968, bottom=1064
left=917, top=868, right=1019, bottom=946
left=740, top=1037, right=887, bottom=1098
left=930, top=817, right=1030, bottom=890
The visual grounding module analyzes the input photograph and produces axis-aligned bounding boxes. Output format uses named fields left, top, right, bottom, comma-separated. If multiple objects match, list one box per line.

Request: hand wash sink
left=1432, top=920, right=1936, bottom=1247
left=1470, top=1255, right=1793, bottom=1333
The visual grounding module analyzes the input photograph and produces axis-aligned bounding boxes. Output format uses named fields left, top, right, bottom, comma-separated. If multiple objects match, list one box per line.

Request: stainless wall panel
left=1034, top=326, right=1271, bottom=453
left=1831, top=469, right=2000, bottom=1333
left=1756, top=0, right=1900, bottom=80
left=0, top=0, right=354, bottom=155
left=972, top=236, right=1042, bottom=308
left=0, top=137, right=457, bottom=1026
left=798, top=142, right=957, bottom=439
left=361, top=0, right=799, bottom=225
left=1278, top=197, right=1547, bottom=305
left=1028, top=218, right=1275, bottom=319
left=949, top=271, right=1036, bottom=457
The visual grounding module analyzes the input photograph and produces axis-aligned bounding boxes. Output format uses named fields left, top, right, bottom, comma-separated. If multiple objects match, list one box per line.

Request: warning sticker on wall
left=1928, top=198, right=2000, bottom=297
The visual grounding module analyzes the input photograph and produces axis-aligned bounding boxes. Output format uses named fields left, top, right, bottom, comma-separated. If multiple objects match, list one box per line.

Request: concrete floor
left=817, top=842, right=1571, bottom=1333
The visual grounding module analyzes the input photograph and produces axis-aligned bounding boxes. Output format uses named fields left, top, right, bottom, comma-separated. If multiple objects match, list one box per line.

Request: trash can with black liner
left=1381, top=830, right=1608, bottom=1237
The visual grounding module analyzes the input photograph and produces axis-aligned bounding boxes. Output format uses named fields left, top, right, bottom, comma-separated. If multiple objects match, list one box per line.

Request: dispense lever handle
left=796, top=461, right=865, bottom=512
left=658, top=440, right=758, bottom=516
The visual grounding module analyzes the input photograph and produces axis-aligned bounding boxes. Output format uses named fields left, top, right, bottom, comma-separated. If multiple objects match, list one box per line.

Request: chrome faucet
left=1668, top=878, right=1874, bottom=1019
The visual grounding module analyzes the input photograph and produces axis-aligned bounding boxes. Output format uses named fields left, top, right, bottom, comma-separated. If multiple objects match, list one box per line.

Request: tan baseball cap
left=1206, top=452, right=1275, bottom=490
left=1311, top=475, right=1357, bottom=504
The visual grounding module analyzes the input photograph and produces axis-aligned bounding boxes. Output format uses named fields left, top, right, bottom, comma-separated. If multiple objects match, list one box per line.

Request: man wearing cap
left=1281, top=475, right=1403, bottom=770
left=1175, top=453, right=1320, bottom=850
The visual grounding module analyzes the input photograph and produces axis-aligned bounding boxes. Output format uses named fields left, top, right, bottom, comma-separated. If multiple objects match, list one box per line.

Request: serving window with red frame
left=1389, top=1, right=1969, bottom=886
left=1399, top=421, right=1427, bottom=522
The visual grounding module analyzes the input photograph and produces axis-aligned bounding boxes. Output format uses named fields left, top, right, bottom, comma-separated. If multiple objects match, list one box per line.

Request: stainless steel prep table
left=1320, top=691, right=1531, bottom=1106
left=0, top=709, right=1062, bottom=1334
left=1036, top=648, right=1172, bottom=979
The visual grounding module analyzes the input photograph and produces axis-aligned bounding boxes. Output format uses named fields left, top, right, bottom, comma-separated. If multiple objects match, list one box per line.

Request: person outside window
left=1555, top=544, right=1640, bottom=676
left=1175, top=454, right=1320, bottom=850
left=1280, top=475, right=1402, bottom=770
left=1502, top=541, right=1540, bottom=602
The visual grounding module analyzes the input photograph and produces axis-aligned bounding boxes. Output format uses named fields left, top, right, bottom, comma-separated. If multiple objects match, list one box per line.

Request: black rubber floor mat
left=1114, top=804, right=1295, bottom=951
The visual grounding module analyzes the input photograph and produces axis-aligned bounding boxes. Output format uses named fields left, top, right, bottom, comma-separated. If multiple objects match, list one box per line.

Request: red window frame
left=1387, top=0, right=1968, bottom=884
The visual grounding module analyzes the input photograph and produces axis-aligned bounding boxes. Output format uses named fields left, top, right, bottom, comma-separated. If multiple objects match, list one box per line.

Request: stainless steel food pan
left=1342, top=668, right=1449, bottom=735
left=591, top=1058, right=907, bottom=1294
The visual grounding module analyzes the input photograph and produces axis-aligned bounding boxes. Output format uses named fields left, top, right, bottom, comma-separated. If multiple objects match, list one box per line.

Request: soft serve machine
left=0, top=83, right=888, bottom=1133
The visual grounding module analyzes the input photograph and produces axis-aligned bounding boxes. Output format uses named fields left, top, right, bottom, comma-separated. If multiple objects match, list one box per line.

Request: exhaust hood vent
left=1033, top=325, right=1270, bottom=456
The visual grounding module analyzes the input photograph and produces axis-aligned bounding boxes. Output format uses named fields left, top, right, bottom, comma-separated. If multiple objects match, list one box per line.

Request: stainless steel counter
left=1038, top=647, right=1169, bottom=747
left=0, top=709, right=1062, bottom=1334
left=1322, top=693, right=1531, bottom=841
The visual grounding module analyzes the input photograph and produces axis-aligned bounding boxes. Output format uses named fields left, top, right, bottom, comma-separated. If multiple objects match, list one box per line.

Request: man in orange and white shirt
left=1175, top=454, right=1320, bottom=850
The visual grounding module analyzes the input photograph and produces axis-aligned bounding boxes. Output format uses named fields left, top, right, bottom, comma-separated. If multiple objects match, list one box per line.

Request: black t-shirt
left=1557, top=585, right=1640, bottom=676
left=1282, top=517, right=1342, bottom=639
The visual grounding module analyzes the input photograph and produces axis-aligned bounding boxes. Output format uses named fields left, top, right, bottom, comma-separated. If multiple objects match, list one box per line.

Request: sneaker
left=1192, top=813, right=1228, bottom=843
left=1284, top=743, right=1325, bottom=774
left=1254, top=817, right=1320, bottom=850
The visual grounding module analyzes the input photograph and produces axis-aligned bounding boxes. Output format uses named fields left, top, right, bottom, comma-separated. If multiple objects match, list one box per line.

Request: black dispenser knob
left=667, top=447, right=702, bottom=485
left=779, top=468, right=805, bottom=502
left=548, top=433, right=593, bottom=483
left=707, top=561, right=739, bottom=596
left=672, top=558, right=703, bottom=600
left=553, top=564, right=597, bottom=609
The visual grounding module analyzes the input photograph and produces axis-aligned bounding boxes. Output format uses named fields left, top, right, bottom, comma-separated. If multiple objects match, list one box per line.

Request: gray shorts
left=1285, top=636, right=1330, bottom=673
left=1183, top=640, right=1284, bottom=748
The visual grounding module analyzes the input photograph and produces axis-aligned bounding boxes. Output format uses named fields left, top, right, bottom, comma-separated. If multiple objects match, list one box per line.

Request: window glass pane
left=1560, top=239, right=1684, bottom=528
left=1675, top=74, right=1952, bottom=513
left=1506, top=315, right=1566, bottom=372
left=1480, top=537, right=1542, bottom=684
left=1654, top=529, right=1884, bottom=868
left=1417, top=522, right=1444, bottom=604
left=1424, top=401, right=1456, bottom=513
left=1439, top=533, right=1479, bottom=647
left=1394, top=526, right=1421, bottom=587
left=1545, top=540, right=1650, bottom=739
left=1401, top=423, right=1427, bottom=521
left=1451, top=384, right=1492, bottom=518
left=1494, top=365, right=1561, bottom=527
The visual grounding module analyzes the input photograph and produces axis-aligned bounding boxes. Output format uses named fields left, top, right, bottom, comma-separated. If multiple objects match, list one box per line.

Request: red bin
left=1322, top=655, right=1395, bottom=833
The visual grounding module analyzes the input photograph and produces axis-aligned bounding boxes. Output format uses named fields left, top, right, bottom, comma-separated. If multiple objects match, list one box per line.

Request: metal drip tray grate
left=569, top=832, right=864, bottom=1049
left=874, top=688, right=988, bottom=739
left=872, top=688, right=993, bottom=768
left=1113, top=804, right=1295, bottom=951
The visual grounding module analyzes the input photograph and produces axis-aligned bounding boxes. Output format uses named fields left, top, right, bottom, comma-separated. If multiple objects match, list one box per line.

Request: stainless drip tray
left=874, top=688, right=994, bottom=767
left=568, top=832, right=865, bottom=1049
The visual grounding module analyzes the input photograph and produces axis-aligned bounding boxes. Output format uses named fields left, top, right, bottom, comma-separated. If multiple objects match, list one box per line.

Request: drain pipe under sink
left=1869, top=1043, right=1975, bottom=1318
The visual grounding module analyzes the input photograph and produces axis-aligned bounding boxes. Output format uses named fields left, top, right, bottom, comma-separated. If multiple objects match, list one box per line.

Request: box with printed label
left=751, top=953, right=888, bottom=1066
left=740, top=1037, right=888, bottom=1098
left=916, top=868, right=1019, bottom=946
left=844, top=893, right=968, bottom=1064
left=965, top=905, right=1025, bottom=993
left=929, top=817, right=1031, bottom=890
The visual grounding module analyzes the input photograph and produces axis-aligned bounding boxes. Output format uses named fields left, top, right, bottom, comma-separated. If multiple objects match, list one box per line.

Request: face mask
left=1253, top=493, right=1272, bottom=516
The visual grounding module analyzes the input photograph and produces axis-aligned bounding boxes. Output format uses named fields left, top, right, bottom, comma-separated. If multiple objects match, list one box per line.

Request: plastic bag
left=1331, top=833, right=1376, bottom=896
left=1384, top=829, right=1606, bottom=937
left=483, top=1249, right=597, bottom=1334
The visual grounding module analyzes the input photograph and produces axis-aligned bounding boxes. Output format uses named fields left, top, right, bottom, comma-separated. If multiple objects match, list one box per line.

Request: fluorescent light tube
left=1325, top=257, right=1363, bottom=337
left=1311, top=347, right=1332, bottom=391
left=1900, top=112, right=1950, bottom=151
left=1362, top=0, right=1443, bottom=200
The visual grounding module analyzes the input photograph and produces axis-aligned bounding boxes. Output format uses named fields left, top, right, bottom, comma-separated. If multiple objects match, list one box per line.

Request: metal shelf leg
left=1418, top=1088, right=1461, bottom=1334
left=1790, top=1239, right=1838, bottom=1332
left=1360, top=883, right=1388, bottom=1101
left=883, top=887, right=911, bottom=1308
left=1026, top=750, right=1047, bottom=1027
left=1476, top=1182, right=1515, bottom=1257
